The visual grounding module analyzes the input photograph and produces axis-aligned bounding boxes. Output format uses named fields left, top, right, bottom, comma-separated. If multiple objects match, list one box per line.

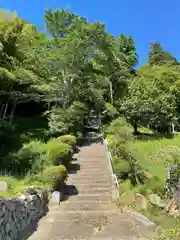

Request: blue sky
left=0, top=0, right=180, bottom=66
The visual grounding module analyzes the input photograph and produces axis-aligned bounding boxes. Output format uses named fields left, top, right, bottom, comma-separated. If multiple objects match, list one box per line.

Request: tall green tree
left=121, top=63, right=178, bottom=133
left=0, top=9, right=44, bottom=123
left=148, top=42, right=178, bottom=66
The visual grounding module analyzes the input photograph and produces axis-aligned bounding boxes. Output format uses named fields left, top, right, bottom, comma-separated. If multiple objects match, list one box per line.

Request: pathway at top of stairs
left=25, top=142, right=157, bottom=240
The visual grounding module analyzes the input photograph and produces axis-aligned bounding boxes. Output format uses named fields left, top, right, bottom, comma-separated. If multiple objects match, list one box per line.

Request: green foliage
left=47, top=101, right=88, bottom=136
left=106, top=118, right=144, bottom=185
left=0, top=9, right=44, bottom=127
left=158, top=226, right=180, bottom=239
left=37, top=165, right=67, bottom=190
left=148, top=42, right=178, bottom=66
left=112, top=156, right=130, bottom=172
left=105, top=103, right=119, bottom=119
left=119, top=179, right=132, bottom=193
left=1, top=11, right=180, bottom=235
left=0, top=174, right=49, bottom=197
left=133, top=137, right=180, bottom=197
left=46, top=138, right=72, bottom=166
left=0, top=120, right=15, bottom=146
left=108, top=118, right=180, bottom=230
left=146, top=177, right=165, bottom=196
left=14, top=140, right=46, bottom=175
left=0, top=176, right=29, bottom=197
left=168, top=163, right=180, bottom=189
left=45, top=9, right=87, bottom=38
left=57, top=135, right=77, bottom=151
left=121, top=64, right=178, bottom=133
left=133, top=184, right=152, bottom=196
left=105, top=117, right=133, bottom=141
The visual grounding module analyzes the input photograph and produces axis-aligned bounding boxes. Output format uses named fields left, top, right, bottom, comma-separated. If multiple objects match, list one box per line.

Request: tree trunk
left=10, top=104, right=16, bottom=124
left=171, top=123, right=175, bottom=133
left=109, top=81, right=113, bottom=104
left=133, top=123, right=138, bottom=135
left=2, top=102, right=8, bottom=120
left=48, top=101, right=50, bottom=110
left=0, top=103, right=4, bottom=119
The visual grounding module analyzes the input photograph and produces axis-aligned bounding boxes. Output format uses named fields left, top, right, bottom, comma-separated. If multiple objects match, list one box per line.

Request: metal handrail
left=86, top=109, right=119, bottom=189
left=103, top=138, right=119, bottom=189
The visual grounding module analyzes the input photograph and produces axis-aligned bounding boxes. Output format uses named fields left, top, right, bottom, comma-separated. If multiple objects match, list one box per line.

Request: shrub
left=112, top=156, right=130, bottom=173
left=45, top=138, right=72, bottom=166
left=47, top=101, right=88, bottom=136
left=133, top=184, right=152, bottom=196
left=104, top=117, right=133, bottom=141
left=40, top=165, right=67, bottom=190
left=119, top=179, right=132, bottom=193
left=117, top=180, right=135, bottom=207
left=106, top=134, right=114, bottom=144
left=145, top=176, right=165, bottom=196
left=158, top=226, right=180, bottom=239
left=105, top=103, right=119, bottom=119
left=13, top=140, right=46, bottom=175
left=107, top=121, right=144, bottom=186
left=57, top=135, right=77, bottom=151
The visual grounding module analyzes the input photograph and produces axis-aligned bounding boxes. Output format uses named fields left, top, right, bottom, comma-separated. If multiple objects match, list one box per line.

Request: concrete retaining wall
left=0, top=188, right=48, bottom=240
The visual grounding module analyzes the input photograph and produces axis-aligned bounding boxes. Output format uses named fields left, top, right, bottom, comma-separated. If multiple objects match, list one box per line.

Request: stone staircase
left=25, top=142, right=157, bottom=240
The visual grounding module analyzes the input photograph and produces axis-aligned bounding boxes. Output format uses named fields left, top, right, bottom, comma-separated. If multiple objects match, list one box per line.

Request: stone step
left=63, top=184, right=112, bottom=195
left=68, top=169, right=109, bottom=174
left=76, top=157, right=106, bottom=160
left=72, top=165, right=108, bottom=169
left=70, top=177, right=111, bottom=183
left=74, top=164, right=108, bottom=168
left=28, top=210, right=156, bottom=240
left=63, top=194, right=112, bottom=202
left=76, top=162, right=108, bottom=166
left=49, top=209, right=116, bottom=216
left=71, top=172, right=109, bottom=177
left=77, top=155, right=106, bottom=159
left=79, top=155, right=106, bottom=159
left=76, top=164, right=108, bottom=168
left=76, top=185, right=111, bottom=191
left=79, top=152, right=106, bottom=156
left=76, top=158, right=107, bottom=161
left=46, top=209, right=118, bottom=220
left=67, top=183, right=111, bottom=189
left=76, top=163, right=108, bottom=167
left=65, top=188, right=111, bottom=195
left=77, top=163, right=108, bottom=167
left=72, top=173, right=109, bottom=178
left=68, top=178, right=110, bottom=183
left=60, top=201, right=112, bottom=212
left=67, top=178, right=112, bottom=185
left=75, top=169, right=109, bottom=173
left=70, top=173, right=110, bottom=178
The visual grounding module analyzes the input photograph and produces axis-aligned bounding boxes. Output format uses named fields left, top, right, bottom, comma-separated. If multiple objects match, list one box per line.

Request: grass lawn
left=0, top=175, right=49, bottom=198
left=133, top=134, right=180, bottom=193
left=133, top=133, right=180, bottom=228
left=106, top=119, right=180, bottom=230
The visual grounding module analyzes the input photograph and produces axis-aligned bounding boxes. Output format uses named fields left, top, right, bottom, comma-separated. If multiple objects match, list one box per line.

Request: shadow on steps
left=77, top=137, right=103, bottom=147
left=67, top=163, right=80, bottom=174
left=62, top=185, right=79, bottom=201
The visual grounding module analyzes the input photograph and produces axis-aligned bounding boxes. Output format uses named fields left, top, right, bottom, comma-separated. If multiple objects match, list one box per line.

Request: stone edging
left=0, top=188, right=49, bottom=240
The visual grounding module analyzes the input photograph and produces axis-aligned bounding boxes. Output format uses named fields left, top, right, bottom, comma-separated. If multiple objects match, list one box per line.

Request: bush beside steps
left=0, top=134, right=77, bottom=201
left=57, top=135, right=77, bottom=152
left=46, top=138, right=72, bottom=167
